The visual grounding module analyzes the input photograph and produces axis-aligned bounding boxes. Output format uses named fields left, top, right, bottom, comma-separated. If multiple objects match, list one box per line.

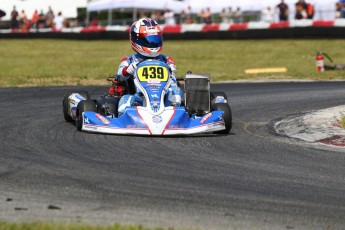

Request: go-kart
left=62, top=60, right=232, bottom=135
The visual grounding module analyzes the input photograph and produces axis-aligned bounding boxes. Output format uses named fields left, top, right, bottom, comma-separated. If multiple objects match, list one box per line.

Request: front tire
left=76, top=100, right=97, bottom=131
left=212, top=103, right=232, bottom=134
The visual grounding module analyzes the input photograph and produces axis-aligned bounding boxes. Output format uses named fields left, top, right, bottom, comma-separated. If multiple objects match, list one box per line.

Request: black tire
left=62, top=94, right=73, bottom=122
left=210, top=91, right=228, bottom=107
left=212, top=103, right=232, bottom=134
left=76, top=100, right=97, bottom=131
left=62, top=91, right=90, bottom=122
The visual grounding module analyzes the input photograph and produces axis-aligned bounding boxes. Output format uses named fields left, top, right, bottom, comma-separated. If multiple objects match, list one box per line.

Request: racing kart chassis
left=63, top=61, right=232, bottom=135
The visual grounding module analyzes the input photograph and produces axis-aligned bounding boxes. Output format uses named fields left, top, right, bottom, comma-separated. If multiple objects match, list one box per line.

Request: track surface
left=1, top=82, right=345, bottom=229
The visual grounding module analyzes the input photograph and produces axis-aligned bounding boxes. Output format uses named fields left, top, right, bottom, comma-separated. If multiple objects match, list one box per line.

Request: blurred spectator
left=10, top=6, right=19, bottom=29
left=19, top=10, right=28, bottom=29
left=341, top=2, right=345, bottom=18
left=306, top=2, right=314, bottom=19
left=38, top=10, right=46, bottom=28
left=198, top=9, right=206, bottom=24
left=227, top=7, right=234, bottom=23
left=261, top=6, right=275, bottom=23
left=0, top=9, right=5, bottom=18
left=233, top=7, right=242, bottom=23
left=139, top=11, right=147, bottom=19
left=53, top=11, right=64, bottom=30
left=150, top=11, right=159, bottom=21
left=31, top=10, right=39, bottom=29
left=204, top=7, right=212, bottom=24
left=179, top=9, right=186, bottom=24
left=163, top=9, right=175, bottom=25
left=295, top=2, right=306, bottom=19
left=0, top=9, right=5, bottom=26
left=220, top=8, right=228, bottom=23
left=298, top=0, right=308, bottom=10
left=276, top=0, right=289, bottom=21
left=335, top=2, right=345, bottom=18
left=89, top=16, right=99, bottom=26
left=69, top=18, right=78, bottom=27
left=336, top=3, right=342, bottom=18
left=45, top=6, right=55, bottom=28
left=186, top=5, right=193, bottom=24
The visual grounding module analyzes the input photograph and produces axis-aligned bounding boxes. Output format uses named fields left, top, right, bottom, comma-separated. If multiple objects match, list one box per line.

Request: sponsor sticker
left=147, top=83, right=162, bottom=87
left=200, top=113, right=213, bottom=124
left=95, top=113, right=110, bottom=125
left=151, top=94, right=159, bottom=99
left=84, top=117, right=90, bottom=124
left=207, top=123, right=222, bottom=129
left=151, top=100, right=160, bottom=108
left=147, top=80, right=162, bottom=84
left=84, top=126, right=97, bottom=130
left=152, top=115, right=163, bottom=123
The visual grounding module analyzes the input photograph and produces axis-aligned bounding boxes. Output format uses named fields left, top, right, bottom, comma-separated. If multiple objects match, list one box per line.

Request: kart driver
left=109, top=18, right=183, bottom=115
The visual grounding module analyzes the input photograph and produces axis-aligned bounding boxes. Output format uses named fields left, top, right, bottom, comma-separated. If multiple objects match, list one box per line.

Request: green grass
left=1, top=39, right=345, bottom=87
left=339, top=116, right=345, bottom=129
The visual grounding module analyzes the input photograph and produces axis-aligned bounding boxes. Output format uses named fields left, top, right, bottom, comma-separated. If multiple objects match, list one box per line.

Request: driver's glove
left=168, top=63, right=177, bottom=82
left=126, top=62, right=137, bottom=76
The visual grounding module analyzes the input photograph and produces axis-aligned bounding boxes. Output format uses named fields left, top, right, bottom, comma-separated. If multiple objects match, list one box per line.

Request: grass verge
left=1, top=39, right=345, bottom=87
left=339, top=116, right=345, bottom=129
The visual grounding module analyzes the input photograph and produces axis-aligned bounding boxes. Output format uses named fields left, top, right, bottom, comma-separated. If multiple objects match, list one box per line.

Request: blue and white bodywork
left=65, top=60, right=228, bottom=135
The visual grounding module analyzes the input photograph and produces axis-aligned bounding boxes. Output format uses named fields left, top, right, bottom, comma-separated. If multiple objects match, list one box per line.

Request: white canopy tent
left=87, top=0, right=184, bottom=24
left=86, top=0, right=338, bottom=25
left=87, top=0, right=184, bottom=13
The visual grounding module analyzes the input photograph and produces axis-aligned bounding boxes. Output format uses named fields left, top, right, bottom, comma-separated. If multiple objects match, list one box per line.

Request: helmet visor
left=137, top=35, right=162, bottom=48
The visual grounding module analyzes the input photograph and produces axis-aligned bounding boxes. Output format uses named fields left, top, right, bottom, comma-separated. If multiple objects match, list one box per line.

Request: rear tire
left=212, top=103, right=232, bottom=134
left=62, top=91, right=91, bottom=122
left=63, top=94, right=73, bottom=122
left=76, top=100, right=97, bottom=131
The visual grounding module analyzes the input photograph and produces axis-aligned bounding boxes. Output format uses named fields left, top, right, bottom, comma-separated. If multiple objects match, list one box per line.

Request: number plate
left=137, top=65, right=169, bottom=82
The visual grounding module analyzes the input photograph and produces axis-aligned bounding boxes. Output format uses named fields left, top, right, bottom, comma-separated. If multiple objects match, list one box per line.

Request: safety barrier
left=1, top=19, right=345, bottom=39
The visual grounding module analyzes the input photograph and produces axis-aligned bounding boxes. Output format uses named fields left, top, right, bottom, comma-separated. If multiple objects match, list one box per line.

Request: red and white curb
left=2, top=19, right=345, bottom=34
left=274, top=105, right=345, bottom=147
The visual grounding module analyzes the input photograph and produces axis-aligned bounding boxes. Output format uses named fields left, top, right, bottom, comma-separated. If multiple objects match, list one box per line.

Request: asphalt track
left=1, top=82, right=345, bottom=229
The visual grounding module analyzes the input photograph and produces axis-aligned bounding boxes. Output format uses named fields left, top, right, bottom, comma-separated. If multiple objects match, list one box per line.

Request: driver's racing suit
left=114, top=53, right=183, bottom=116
